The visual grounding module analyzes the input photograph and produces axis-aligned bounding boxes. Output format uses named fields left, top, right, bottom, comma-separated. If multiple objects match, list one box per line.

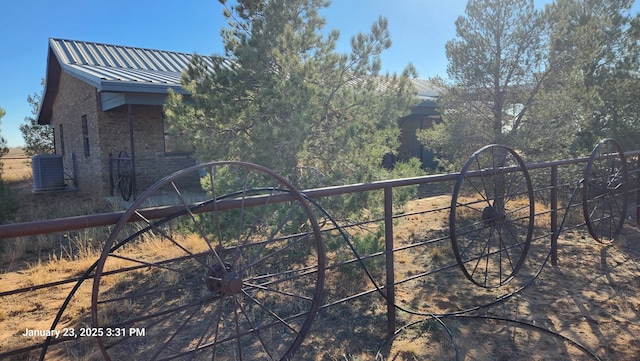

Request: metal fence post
left=383, top=186, right=396, bottom=336
left=550, top=165, right=558, bottom=266
left=637, top=155, right=640, bottom=226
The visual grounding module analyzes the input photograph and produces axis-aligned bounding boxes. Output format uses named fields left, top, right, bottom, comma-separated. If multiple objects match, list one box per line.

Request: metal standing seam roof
left=39, top=38, right=439, bottom=124
left=48, top=38, right=224, bottom=93
left=411, top=78, right=441, bottom=100
left=49, top=38, right=440, bottom=98
left=343, top=76, right=440, bottom=100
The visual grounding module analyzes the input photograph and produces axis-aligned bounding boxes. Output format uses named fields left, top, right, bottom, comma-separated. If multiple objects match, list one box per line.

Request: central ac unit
left=32, top=154, right=65, bottom=192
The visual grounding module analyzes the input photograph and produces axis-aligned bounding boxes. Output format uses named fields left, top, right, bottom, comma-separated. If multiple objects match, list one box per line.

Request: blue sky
left=0, top=0, right=637, bottom=148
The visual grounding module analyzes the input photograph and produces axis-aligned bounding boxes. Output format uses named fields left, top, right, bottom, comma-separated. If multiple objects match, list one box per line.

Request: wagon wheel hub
left=222, top=271, right=243, bottom=295
left=482, top=205, right=506, bottom=226
left=206, top=262, right=243, bottom=296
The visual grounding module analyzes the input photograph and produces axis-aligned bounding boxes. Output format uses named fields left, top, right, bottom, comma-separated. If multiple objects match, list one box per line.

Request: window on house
left=59, top=124, right=65, bottom=156
left=82, top=115, right=90, bottom=157
left=163, top=116, right=192, bottom=155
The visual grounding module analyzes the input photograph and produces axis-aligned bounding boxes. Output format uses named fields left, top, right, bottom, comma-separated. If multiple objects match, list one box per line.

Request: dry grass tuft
left=388, top=340, right=424, bottom=360
left=428, top=246, right=446, bottom=265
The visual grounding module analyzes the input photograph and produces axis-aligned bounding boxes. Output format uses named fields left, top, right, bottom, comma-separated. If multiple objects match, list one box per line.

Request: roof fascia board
left=37, top=47, right=62, bottom=125
left=100, top=92, right=126, bottom=111
left=410, top=100, right=439, bottom=116
left=100, top=92, right=191, bottom=111
left=97, top=81, right=189, bottom=95
left=60, top=64, right=103, bottom=89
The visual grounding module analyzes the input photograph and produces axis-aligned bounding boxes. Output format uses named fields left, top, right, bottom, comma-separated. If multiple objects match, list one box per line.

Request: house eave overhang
left=98, top=81, right=188, bottom=94
left=60, top=62, right=188, bottom=93
left=37, top=47, right=62, bottom=125
left=38, top=65, right=192, bottom=121
left=410, top=97, right=439, bottom=116
left=60, top=64, right=191, bottom=110
left=99, top=90, right=191, bottom=111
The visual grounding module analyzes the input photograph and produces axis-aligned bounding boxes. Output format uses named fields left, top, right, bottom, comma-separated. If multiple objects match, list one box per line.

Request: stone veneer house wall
left=37, top=38, right=441, bottom=200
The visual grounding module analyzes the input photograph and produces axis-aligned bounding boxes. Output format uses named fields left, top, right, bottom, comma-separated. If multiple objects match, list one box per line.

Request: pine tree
left=544, top=0, right=640, bottom=151
left=165, top=0, right=422, bottom=192
left=20, top=80, right=54, bottom=156
left=418, top=0, right=552, bottom=170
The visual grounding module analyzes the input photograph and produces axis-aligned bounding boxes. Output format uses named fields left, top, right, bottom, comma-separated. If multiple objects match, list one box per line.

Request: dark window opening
left=163, top=116, right=192, bottom=155
left=82, top=115, right=90, bottom=157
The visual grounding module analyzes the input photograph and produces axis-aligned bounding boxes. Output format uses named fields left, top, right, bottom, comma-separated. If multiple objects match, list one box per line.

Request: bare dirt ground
left=293, top=195, right=639, bottom=361
left=293, top=196, right=639, bottom=361
left=377, top=198, right=640, bottom=361
left=1, top=158, right=639, bottom=360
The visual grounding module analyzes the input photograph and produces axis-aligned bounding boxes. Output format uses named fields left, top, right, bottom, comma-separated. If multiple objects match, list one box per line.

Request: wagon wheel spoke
left=91, top=162, right=325, bottom=361
left=582, top=138, right=629, bottom=244
left=450, top=144, right=535, bottom=288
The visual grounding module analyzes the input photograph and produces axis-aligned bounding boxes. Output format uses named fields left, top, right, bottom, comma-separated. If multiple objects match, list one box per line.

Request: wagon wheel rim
left=450, top=144, right=535, bottom=288
left=91, top=161, right=325, bottom=361
left=118, top=175, right=132, bottom=201
left=582, top=138, right=629, bottom=244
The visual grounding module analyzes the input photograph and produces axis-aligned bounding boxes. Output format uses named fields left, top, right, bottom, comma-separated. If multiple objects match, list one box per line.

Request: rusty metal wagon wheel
left=582, top=138, right=629, bottom=244
left=450, top=144, right=534, bottom=288
left=117, top=150, right=133, bottom=201
left=91, top=161, right=325, bottom=361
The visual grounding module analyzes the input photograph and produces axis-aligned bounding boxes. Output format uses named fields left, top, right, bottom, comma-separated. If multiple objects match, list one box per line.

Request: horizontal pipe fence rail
left=3, top=151, right=639, bottom=240
left=0, top=149, right=639, bottom=360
